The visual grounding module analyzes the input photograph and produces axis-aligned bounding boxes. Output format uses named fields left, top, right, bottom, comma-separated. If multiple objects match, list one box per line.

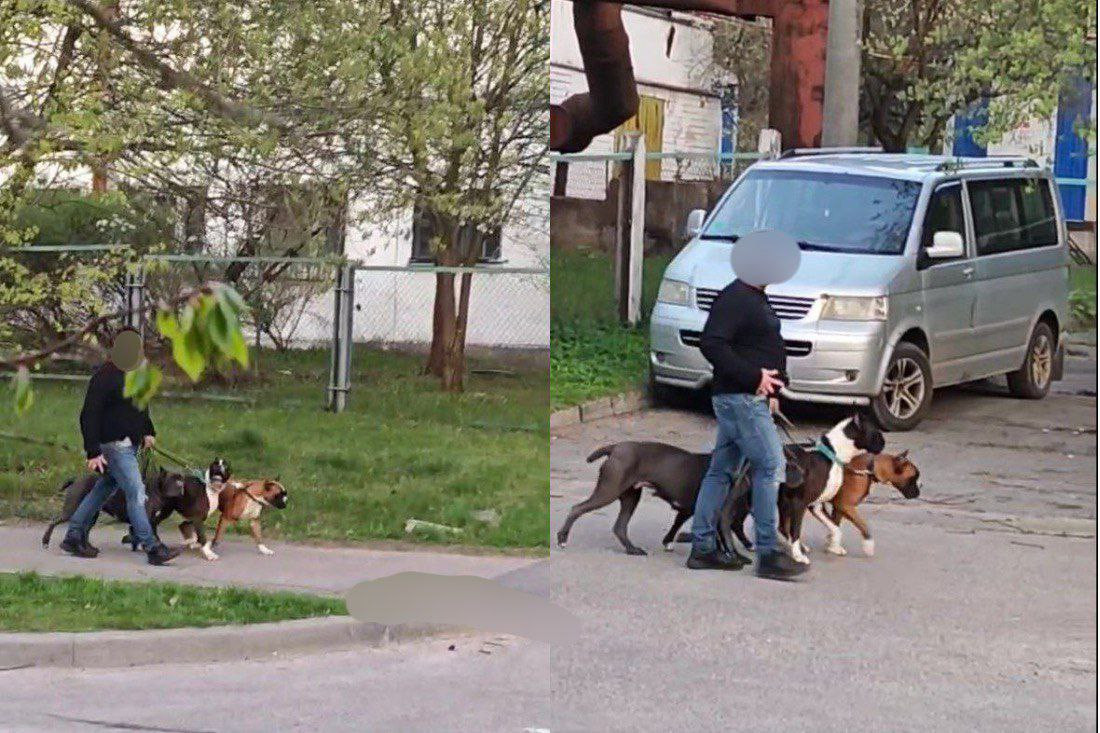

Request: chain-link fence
left=352, top=265, right=549, bottom=349
left=2, top=247, right=549, bottom=410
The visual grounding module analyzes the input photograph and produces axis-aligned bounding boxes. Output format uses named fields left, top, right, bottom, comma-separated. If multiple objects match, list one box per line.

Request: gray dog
left=41, top=466, right=186, bottom=550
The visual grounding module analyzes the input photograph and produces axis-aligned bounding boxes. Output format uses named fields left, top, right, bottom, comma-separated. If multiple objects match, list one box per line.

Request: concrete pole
left=822, top=0, right=862, bottom=147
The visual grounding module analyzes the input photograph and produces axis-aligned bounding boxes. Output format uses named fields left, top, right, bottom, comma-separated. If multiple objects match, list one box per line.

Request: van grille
left=679, top=330, right=812, bottom=357
left=694, top=288, right=816, bottom=320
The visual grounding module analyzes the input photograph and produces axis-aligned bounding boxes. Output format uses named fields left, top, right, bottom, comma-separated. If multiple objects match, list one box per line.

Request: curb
left=550, top=391, right=650, bottom=430
left=0, top=615, right=451, bottom=670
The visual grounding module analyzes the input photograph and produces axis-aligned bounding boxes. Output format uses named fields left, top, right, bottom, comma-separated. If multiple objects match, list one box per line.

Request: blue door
left=1054, top=75, right=1092, bottom=222
left=952, top=99, right=989, bottom=157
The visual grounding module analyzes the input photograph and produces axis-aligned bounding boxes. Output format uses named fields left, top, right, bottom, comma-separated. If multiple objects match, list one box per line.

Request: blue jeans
left=64, top=440, right=158, bottom=551
left=692, top=393, right=786, bottom=555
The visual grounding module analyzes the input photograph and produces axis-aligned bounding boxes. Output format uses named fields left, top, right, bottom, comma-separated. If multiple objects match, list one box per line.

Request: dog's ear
left=896, top=449, right=910, bottom=462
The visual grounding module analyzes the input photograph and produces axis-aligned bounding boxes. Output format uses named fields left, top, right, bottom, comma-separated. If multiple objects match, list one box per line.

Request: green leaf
left=217, top=284, right=249, bottom=317
left=123, top=364, right=162, bottom=409
left=213, top=298, right=249, bottom=367
left=11, top=367, right=33, bottom=415
left=156, top=310, right=181, bottom=341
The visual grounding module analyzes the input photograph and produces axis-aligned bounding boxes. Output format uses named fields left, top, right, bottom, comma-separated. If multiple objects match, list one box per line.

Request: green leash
left=150, top=445, right=206, bottom=483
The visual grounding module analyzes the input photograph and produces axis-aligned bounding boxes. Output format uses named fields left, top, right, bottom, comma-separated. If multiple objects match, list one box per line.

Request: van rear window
left=702, top=170, right=922, bottom=255
left=969, top=178, right=1059, bottom=255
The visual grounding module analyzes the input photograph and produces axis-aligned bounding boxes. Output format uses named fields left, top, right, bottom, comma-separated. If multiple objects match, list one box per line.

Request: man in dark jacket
left=60, top=328, right=180, bottom=565
left=689, top=230, right=807, bottom=581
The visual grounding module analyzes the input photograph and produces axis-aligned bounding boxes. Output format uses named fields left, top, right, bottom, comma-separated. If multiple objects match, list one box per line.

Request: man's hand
left=143, top=435, right=156, bottom=450
left=768, top=397, right=780, bottom=415
left=756, top=368, right=784, bottom=396
left=87, top=455, right=107, bottom=474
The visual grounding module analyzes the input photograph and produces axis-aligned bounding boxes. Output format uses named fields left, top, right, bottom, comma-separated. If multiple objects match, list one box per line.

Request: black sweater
left=699, top=280, right=788, bottom=395
left=79, top=362, right=155, bottom=458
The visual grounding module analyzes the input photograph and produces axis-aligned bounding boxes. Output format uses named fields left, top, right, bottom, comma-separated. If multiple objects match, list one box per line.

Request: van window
left=969, top=178, right=1058, bottom=255
left=701, top=170, right=921, bottom=255
left=921, top=182, right=965, bottom=255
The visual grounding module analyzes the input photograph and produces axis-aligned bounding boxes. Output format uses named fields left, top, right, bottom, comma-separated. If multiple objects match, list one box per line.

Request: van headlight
left=657, top=278, right=692, bottom=307
left=820, top=295, right=888, bottom=321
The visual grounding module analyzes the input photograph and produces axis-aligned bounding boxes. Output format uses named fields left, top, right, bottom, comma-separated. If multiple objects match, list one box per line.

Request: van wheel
left=1006, top=322, right=1054, bottom=399
left=871, top=342, right=933, bottom=431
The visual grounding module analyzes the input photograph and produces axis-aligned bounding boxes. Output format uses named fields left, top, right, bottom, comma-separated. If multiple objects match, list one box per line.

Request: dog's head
left=156, top=468, right=187, bottom=499
left=842, top=413, right=885, bottom=455
left=873, top=450, right=921, bottom=499
left=208, top=457, right=231, bottom=485
left=260, top=477, right=288, bottom=509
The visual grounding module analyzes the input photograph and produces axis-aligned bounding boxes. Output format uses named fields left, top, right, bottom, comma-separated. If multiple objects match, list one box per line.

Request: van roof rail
left=935, top=156, right=1039, bottom=171
left=777, top=147, right=886, bottom=159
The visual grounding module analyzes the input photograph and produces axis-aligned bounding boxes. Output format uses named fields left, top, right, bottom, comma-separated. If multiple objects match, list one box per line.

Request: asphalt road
left=1, top=633, right=551, bottom=732
left=548, top=355, right=1097, bottom=731
left=0, top=359, right=1093, bottom=732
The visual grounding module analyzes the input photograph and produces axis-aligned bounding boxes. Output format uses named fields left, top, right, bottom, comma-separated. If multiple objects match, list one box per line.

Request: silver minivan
left=649, top=150, right=1069, bottom=430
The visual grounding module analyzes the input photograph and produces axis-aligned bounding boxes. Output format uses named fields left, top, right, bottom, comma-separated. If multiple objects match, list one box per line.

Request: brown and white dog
left=814, top=450, right=921, bottom=557
left=207, top=479, right=288, bottom=558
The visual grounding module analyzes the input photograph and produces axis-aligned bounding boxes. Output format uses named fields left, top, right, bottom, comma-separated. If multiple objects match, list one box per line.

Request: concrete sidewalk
left=2, top=521, right=544, bottom=597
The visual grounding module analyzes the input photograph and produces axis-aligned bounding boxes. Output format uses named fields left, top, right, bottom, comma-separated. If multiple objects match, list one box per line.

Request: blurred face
left=730, top=229, right=802, bottom=287
left=110, top=330, right=144, bottom=372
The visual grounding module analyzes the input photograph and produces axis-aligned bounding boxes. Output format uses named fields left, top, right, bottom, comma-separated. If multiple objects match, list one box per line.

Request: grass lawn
left=550, top=248, right=673, bottom=410
left=0, top=347, right=548, bottom=551
left=1070, top=263, right=1097, bottom=330
left=0, top=572, right=344, bottom=632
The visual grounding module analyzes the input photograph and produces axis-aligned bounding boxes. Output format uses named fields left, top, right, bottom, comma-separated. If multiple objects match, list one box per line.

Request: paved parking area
left=549, top=356, right=1097, bottom=731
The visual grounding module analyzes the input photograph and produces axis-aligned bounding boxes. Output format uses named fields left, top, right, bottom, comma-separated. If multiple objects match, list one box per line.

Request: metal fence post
left=327, top=263, right=354, bottom=412
left=614, top=131, right=645, bottom=326
left=124, top=264, right=145, bottom=334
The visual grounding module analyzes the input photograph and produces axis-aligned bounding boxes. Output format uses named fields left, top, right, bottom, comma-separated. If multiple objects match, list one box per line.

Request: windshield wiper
left=699, top=233, right=740, bottom=241
left=797, top=240, right=844, bottom=252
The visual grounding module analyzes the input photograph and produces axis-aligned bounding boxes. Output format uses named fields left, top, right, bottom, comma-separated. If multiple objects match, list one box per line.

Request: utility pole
left=822, top=0, right=862, bottom=147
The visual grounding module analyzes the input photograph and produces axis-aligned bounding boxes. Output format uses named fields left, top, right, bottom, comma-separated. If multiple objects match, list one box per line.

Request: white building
left=550, top=0, right=724, bottom=199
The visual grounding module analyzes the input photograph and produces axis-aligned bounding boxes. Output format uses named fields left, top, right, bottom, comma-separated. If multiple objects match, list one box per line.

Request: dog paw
left=825, top=543, right=847, bottom=556
left=200, top=549, right=219, bottom=561
left=625, top=547, right=647, bottom=556
left=663, top=543, right=674, bottom=552
left=257, top=544, right=275, bottom=556
left=862, top=538, right=875, bottom=557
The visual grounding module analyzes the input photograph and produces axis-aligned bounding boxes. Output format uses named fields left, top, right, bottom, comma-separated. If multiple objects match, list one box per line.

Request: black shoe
left=755, top=551, right=809, bottom=581
left=147, top=544, right=181, bottom=566
left=686, top=547, right=745, bottom=571
left=60, top=537, right=98, bottom=558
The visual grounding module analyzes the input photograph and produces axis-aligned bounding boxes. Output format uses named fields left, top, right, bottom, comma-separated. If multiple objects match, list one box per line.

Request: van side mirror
left=926, top=231, right=964, bottom=259
left=684, top=209, right=706, bottom=240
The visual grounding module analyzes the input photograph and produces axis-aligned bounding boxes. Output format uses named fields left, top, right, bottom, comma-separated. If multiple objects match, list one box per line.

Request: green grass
left=550, top=248, right=673, bottom=410
left=0, top=572, right=345, bottom=632
left=1070, top=263, right=1097, bottom=330
left=0, top=347, right=548, bottom=551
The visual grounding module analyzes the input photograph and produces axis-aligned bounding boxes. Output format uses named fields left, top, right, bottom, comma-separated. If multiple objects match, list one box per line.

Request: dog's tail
left=586, top=444, right=617, bottom=463
left=57, top=478, right=74, bottom=494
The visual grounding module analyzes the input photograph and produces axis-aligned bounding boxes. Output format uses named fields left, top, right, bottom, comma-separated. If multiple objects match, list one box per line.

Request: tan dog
left=207, top=479, right=289, bottom=558
left=822, top=450, right=921, bottom=557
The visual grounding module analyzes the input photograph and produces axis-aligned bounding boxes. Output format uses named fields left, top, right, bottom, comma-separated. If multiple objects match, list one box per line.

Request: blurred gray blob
left=730, top=230, right=801, bottom=286
left=346, top=572, right=580, bottom=644
left=110, top=329, right=143, bottom=372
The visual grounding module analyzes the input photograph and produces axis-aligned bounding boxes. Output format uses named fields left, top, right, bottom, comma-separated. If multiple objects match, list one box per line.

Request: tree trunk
left=426, top=271, right=456, bottom=378
left=441, top=271, right=473, bottom=392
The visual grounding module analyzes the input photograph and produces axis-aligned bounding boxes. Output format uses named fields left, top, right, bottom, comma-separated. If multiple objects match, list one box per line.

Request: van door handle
left=962, top=266, right=975, bottom=277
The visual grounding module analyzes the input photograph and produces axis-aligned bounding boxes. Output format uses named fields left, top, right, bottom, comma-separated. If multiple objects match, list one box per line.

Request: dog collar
left=814, top=439, right=841, bottom=465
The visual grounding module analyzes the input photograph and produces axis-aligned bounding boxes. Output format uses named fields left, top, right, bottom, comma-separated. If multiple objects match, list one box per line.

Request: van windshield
left=702, top=169, right=922, bottom=255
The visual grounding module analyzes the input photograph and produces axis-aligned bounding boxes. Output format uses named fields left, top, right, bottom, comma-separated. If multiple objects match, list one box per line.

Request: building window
left=410, top=203, right=503, bottom=263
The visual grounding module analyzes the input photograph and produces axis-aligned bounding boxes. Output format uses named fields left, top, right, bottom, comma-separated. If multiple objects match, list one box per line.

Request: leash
left=150, top=445, right=207, bottom=483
